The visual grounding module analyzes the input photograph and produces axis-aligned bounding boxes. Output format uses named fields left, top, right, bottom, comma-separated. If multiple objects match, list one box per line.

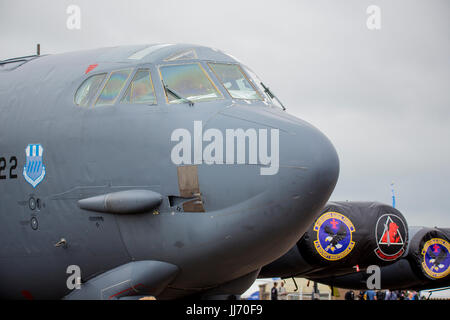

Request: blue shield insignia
left=23, top=144, right=46, bottom=188
left=313, top=212, right=356, bottom=261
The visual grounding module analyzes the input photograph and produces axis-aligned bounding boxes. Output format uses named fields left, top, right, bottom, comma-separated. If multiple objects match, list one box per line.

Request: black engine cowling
left=309, top=226, right=450, bottom=290
left=259, top=201, right=409, bottom=278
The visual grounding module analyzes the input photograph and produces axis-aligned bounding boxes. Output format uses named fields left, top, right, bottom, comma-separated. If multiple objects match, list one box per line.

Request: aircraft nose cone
left=284, top=121, right=340, bottom=199
left=214, top=106, right=339, bottom=213
left=216, top=108, right=341, bottom=270
left=269, top=115, right=340, bottom=238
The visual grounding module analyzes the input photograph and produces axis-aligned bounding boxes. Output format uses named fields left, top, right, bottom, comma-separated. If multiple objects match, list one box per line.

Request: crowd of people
left=269, top=281, right=423, bottom=300
left=345, top=289, right=420, bottom=300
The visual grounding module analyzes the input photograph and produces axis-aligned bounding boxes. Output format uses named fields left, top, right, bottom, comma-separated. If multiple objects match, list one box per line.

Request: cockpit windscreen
left=121, top=69, right=157, bottom=105
left=160, top=63, right=222, bottom=103
left=208, top=63, right=262, bottom=100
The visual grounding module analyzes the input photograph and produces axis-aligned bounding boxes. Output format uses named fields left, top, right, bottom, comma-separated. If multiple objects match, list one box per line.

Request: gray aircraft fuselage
left=0, top=44, right=339, bottom=299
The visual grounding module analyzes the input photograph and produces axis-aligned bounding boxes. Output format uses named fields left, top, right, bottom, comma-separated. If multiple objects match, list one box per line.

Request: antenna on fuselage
left=36, top=44, right=40, bottom=56
left=390, top=182, right=396, bottom=208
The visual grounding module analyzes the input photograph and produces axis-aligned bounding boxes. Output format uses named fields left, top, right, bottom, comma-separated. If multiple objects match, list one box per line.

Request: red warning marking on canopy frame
left=85, top=64, right=98, bottom=74
left=379, top=216, right=404, bottom=245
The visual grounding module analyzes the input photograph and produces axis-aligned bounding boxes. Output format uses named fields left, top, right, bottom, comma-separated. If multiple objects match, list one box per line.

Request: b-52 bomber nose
left=249, top=107, right=340, bottom=265
left=0, top=43, right=342, bottom=300
left=191, top=105, right=340, bottom=275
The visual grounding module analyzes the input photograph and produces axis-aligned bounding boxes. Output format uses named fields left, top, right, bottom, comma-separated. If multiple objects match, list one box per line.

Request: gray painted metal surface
left=0, top=44, right=339, bottom=299
left=78, top=190, right=163, bottom=214
left=64, top=260, right=179, bottom=299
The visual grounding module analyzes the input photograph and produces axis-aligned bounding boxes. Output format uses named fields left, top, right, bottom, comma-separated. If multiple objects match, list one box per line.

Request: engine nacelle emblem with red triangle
left=374, top=214, right=408, bottom=261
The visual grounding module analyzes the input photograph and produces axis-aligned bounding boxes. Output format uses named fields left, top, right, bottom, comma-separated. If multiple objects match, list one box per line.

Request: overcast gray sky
left=1, top=0, right=449, bottom=227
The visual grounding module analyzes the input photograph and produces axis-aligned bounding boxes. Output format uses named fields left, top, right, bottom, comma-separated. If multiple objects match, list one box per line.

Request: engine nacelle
left=259, top=201, right=409, bottom=278
left=311, top=226, right=450, bottom=290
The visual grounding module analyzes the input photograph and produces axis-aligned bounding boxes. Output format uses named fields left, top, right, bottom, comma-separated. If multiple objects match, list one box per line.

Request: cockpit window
left=95, top=69, right=132, bottom=106
left=242, top=67, right=269, bottom=100
left=208, top=63, right=262, bottom=100
left=159, top=63, right=222, bottom=104
left=75, top=73, right=106, bottom=106
left=121, top=69, right=157, bottom=105
left=244, top=66, right=286, bottom=109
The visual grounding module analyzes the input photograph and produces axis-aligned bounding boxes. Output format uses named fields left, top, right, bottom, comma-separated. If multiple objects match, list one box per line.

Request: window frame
left=120, top=68, right=158, bottom=105
left=74, top=72, right=108, bottom=107
left=157, top=62, right=224, bottom=105
left=207, top=62, right=263, bottom=101
left=241, top=65, right=276, bottom=106
left=94, top=68, right=133, bottom=107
